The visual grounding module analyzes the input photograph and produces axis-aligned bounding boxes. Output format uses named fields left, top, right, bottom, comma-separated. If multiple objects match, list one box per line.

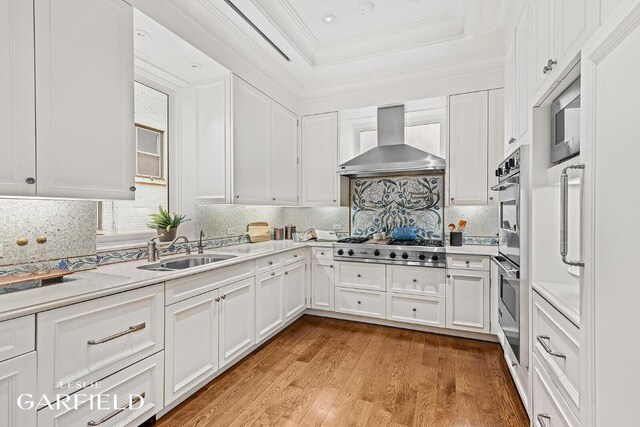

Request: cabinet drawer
left=166, top=261, right=254, bottom=304
left=532, top=353, right=580, bottom=427
left=312, top=247, right=333, bottom=261
left=446, top=254, right=490, bottom=271
left=37, top=284, right=164, bottom=401
left=282, top=248, right=306, bottom=265
left=386, top=293, right=445, bottom=327
left=335, top=261, right=386, bottom=291
left=335, top=287, right=385, bottom=319
left=533, top=292, right=580, bottom=417
left=386, top=265, right=445, bottom=297
left=0, top=315, right=35, bottom=362
left=255, top=253, right=285, bottom=274
left=38, top=352, right=164, bottom=427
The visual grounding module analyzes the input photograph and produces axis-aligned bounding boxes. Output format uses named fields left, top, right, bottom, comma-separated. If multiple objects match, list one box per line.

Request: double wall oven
left=491, top=146, right=529, bottom=367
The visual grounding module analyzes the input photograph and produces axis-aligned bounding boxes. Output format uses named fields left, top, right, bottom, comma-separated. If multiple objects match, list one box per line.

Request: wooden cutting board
left=247, top=222, right=271, bottom=243
left=0, top=269, right=74, bottom=287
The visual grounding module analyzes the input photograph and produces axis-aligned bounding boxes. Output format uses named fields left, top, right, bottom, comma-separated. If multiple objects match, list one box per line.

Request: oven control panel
left=495, top=149, right=521, bottom=182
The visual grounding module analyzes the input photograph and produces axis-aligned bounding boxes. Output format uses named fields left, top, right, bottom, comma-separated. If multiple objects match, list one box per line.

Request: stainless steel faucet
left=197, top=230, right=205, bottom=254
left=147, top=235, right=191, bottom=262
left=168, top=235, right=191, bottom=256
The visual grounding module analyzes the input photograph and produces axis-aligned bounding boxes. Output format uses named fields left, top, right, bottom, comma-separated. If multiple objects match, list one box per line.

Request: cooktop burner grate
left=387, top=239, right=444, bottom=247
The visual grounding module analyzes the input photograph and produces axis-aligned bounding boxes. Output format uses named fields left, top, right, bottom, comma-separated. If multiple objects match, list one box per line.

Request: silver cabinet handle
left=536, top=335, right=566, bottom=359
left=560, top=164, right=585, bottom=266
left=215, top=297, right=220, bottom=302
left=508, top=137, right=516, bottom=145
left=88, top=323, right=146, bottom=345
left=25, top=177, right=36, bottom=184
left=271, top=272, right=275, bottom=277
left=536, top=413, right=551, bottom=427
left=221, top=294, right=226, bottom=299
left=87, top=392, right=145, bottom=426
left=412, top=308, right=417, bottom=312
left=268, top=261, right=273, bottom=265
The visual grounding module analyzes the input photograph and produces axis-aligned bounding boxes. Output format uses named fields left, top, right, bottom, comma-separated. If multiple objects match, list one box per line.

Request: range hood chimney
left=338, top=104, right=445, bottom=177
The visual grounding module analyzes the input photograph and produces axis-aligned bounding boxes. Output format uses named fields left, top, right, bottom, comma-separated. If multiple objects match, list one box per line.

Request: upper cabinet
left=0, top=0, right=135, bottom=199
left=300, top=112, right=340, bottom=207
left=232, top=76, right=298, bottom=205
left=488, top=89, right=505, bottom=205
left=448, top=91, right=489, bottom=206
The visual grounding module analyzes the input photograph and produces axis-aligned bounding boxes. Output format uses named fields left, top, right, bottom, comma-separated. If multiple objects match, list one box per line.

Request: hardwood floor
left=155, top=315, right=529, bottom=427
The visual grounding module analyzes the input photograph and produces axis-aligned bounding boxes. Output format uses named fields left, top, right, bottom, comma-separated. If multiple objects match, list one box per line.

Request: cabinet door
left=504, top=42, right=516, bottom=154
left=255, top=270, right=284, bottom=343
left=219, top=278, right=255, bottom=367
left=270, top=102, right=298, bottom=204
left=283, top=261, right=306, bottom=320
left=311, top=261, right=335, bottom=311
left=34, top=0, right=135, bottom=199
left=0, top=0, right=36, bottom=197
left=448, top=91, right=489, bottom=205
left=532, top=0, right=554, bottom=96
left=0, top=352, right=37, bottom=427
left=514, top=1, right=531, bottom=144
left=488, top=88, right=505, bottom=205
left=300, top=112, right=339, bottom=206
left=446, top=269, right=490, bottom=333
left=165, top=290, right=219, bottom=405
left=233, top=76, right=271, bottom=204
left=554, top=0, right=596, bottom=72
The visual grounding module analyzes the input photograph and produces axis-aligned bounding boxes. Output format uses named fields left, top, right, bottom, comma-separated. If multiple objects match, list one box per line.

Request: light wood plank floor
left=155, top=315, right=529, bottom=427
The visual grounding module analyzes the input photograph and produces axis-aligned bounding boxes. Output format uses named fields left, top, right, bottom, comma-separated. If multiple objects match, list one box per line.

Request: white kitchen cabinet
left=270, top=102, right=298, bottom=204
left=311, top=259, right=335, bottom=311
left=513, top=1, right=531, bottom=146
left=255, top=269, right=285, bottom=342
left=165, top=289, right=220, bottom=405
left=283, top=261, right=306, bottom=320
left=448, top=91, right=489, bottom=205
left=335, top=261, right=386, bottom=291
left=532, top=353, right=579, bottom=427
left=386, top=293, right=445, bottom=327
left=219, top=278, right=255, bottom=367
left=446, top=269, right=490, bottom=333
left=504, top=42, right=516, bottom=154
left=488, top=89, right=505, bottom=205
left=335, top=287, right=386, bottom=319
left=0, top=315, right=35, bottom=363
left=300, top=112, right=340, bottom=206
left=35, top=0, right=135, bottom=199
left=532, top=0, right=554, bottom=96
left=0, top=352, right=37, bottom=427
left=232, top=75, right=298, bottom=205
left=232, top=76, right=271, bottom=204
left=0, top=0, right=36, bottom=197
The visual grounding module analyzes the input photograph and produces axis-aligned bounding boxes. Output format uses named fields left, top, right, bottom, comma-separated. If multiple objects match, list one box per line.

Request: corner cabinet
left=300, top=112, right=340, bottom=206
left=0, top=0, right=135, bottom=199
left=448, top=91, right=489, bottom=206
left=232, top=75, right=298, bottom=205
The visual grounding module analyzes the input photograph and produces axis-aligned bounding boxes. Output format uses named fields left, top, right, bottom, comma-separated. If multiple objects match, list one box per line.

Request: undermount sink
left=137, top=254, right=237, bottom=271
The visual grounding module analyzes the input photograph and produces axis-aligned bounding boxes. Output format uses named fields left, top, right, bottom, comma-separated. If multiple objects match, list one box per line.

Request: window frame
left=135, top=123, right=164, bottom=180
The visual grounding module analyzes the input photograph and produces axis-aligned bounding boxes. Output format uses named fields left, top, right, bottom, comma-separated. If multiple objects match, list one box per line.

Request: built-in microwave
left=551, top=77, right=581, bottom=164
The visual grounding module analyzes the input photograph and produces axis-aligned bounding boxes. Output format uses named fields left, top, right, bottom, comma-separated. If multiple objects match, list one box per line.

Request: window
left=97, top=81, right=170, bottom=241
left=358, top=122, right=443, bottom=157
left=136, top=125, right=163, bottom=178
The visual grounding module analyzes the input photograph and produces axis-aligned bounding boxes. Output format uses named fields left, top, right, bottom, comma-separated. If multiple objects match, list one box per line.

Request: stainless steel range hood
left=338, top=104, right=446, bottom=177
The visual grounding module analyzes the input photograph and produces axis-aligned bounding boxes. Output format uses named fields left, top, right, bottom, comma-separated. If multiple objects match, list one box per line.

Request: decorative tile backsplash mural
left=351, top=175, right=444, bottom=239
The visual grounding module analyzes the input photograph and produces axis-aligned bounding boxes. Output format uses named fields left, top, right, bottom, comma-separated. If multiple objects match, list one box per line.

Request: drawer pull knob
left=271, top=272, right=276, bottom=277
left=465, top=260, right=470, bottom=265
left=536, top=413, right=551, bottom=427
left=511, top=361, right=517, bottom=367
left=357, top=274, right=362, bottom=278
left=215, top=297, right=220, bottom=302
left=87, top=392, right=145, bottom=426
left=330, top=265, right=334, bottom=268
left=221, top=295, right=226, bottom=299
left=269, top=261, right=274, bottom=265
left=321, top=252, right=325, bottom=255
left=87, top=322, right=146, bottom=346
left=294, top=254, right=298, bottom=258
left=412, top=308, right=417, bottom=312
left=285, top=271, right=289, bottom=275
left=357, top=301, right=362, bottom=304
left=412, top=279, right=417, bottom=283
left=536, top=335, right=566, bottom=359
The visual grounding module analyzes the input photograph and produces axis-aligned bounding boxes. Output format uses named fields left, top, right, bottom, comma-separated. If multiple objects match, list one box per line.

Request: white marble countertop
left=533, top=281, right=580, bottom=327
left=445, top=244, right=498, bottom=256
left=0, top=240, right=332, bottom=322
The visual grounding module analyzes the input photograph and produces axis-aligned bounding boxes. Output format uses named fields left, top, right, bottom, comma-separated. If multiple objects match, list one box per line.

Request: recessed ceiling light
left=322, top=14, right=336, bottom=24
left=134, top=29, right=150, bottom=39
left=358, top=1, right=374, bottom=16
left=189, top=62, right=203, bottom=70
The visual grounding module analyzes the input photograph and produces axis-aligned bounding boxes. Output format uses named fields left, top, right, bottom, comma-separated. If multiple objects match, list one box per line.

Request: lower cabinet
left=532, top=353, right=580, bottom=427
left=446, top=269, right=490, bottom=333
left=256, top=270, right=285, bottom=343
left=386, top=293, right=445, bottom=327
left=311, top=259, right=334, bottom=311
left=219, top=278, right=255, bottom=368
left=0, top=352, right=37, bottom=427
left=335, top=287, right=385, bottom=319
left=283, top=261, right=306, bottom=320
left=38, top=352, right=164, bottom=427
left=165, top=289, right=220, bottom=405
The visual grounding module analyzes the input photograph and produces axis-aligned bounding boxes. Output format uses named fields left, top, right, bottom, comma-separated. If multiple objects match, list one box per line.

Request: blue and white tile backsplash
left=351, top=175, right=444, bottom=239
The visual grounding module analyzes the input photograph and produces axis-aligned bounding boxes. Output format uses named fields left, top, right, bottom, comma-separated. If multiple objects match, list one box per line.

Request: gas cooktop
left=333, top=236, right=446, bottom=267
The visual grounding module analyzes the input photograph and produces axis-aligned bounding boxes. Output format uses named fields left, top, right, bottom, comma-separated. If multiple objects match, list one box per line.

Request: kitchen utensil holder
left=450, top=232, right=463, bottom=246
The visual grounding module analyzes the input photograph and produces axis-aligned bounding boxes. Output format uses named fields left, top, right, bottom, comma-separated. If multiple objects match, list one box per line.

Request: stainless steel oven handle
left=492, top=257, right=520, bottom=279
left=560, top=164, right=585, bottom=267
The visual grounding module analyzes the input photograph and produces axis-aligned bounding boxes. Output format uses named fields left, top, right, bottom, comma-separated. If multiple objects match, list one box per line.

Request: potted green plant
left=147, top=206, right=190, bottom=242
